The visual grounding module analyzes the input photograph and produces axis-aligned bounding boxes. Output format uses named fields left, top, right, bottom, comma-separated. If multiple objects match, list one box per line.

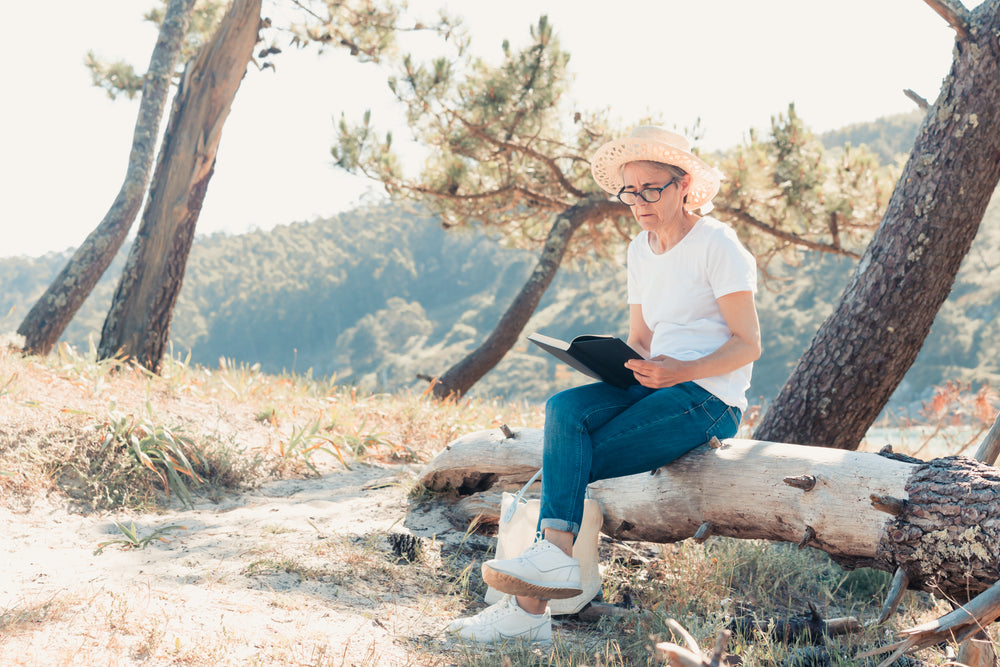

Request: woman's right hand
left=625, top=355, right=690, bottom=388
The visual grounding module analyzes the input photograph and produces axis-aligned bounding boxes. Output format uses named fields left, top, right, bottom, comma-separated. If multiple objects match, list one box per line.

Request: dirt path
left=0, top=462, right=491, bottom=666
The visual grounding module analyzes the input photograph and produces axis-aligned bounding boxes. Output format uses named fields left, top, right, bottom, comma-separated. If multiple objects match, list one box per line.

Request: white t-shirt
left=626, top=216, right=757, bottom=411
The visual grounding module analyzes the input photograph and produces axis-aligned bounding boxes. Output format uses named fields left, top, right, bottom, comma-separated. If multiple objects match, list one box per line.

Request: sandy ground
left=0, top=461, right=498, bottom=666
left=0, top=347, right=581, bottom=665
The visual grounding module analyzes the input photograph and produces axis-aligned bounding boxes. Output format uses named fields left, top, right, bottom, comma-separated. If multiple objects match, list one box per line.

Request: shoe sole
left=482, top=565, right=583, bottom=600
left=484, top=635, right=552, bottom=646
left=457, top=632, right=553, bottom=646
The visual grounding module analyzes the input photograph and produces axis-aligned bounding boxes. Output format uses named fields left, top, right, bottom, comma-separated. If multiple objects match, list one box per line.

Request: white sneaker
left=446, top=594, right=552, bottom=644
left=482, top=538, right=582, bottom=600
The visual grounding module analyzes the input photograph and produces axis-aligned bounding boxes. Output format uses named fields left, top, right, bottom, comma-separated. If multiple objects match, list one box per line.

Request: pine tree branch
left=400, top=180, right=569, bottom=212
left=923, top=0, right=971, bottom=39
left=904, top=88, right=931, bottom=111
left=442, top=108, right=590, bottom=200
left=713, top=204, right=862, bottom=259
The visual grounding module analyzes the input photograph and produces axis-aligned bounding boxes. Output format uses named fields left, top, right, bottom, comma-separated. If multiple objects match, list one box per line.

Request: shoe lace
left=475, top=594, right=517, bottom=622
left=519, top=534, right=549, bottom=557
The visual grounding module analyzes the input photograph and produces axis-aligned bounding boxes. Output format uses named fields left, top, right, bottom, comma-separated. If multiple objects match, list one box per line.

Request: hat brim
left=591, top=138, right=720, bottom=211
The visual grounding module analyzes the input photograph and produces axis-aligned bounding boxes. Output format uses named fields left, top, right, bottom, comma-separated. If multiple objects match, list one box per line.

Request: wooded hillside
left=3, top=113, right=998, bottom=411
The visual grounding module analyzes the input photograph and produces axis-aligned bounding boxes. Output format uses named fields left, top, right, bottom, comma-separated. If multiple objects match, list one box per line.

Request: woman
left=448, top=126, right=760, bottom=644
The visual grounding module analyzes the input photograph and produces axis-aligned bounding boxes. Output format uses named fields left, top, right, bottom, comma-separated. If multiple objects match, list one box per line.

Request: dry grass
left=0, top=340, right=543, bottom=512
left=0, top=340, right=996, bottom=665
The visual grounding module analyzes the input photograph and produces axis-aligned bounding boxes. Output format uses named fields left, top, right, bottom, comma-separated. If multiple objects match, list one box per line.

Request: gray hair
left=619, top=160, right=690, bottom=205
left=619, top=160, right=688, bottom=184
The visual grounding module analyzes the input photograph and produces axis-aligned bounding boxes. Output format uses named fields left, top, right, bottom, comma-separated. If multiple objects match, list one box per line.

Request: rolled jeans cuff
left=539, top=517, right=579, bottom=537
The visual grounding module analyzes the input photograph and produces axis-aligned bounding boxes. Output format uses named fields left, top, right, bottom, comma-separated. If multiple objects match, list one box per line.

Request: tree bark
left=427, top=196, right=622, bottom=399
left=419, top=427, right=1000, bottom=604
left=16, top=0, right=196, bottom=356
left=754, top=0, right=1000, bottom=450
left=97, top=0, right=262, bottom=371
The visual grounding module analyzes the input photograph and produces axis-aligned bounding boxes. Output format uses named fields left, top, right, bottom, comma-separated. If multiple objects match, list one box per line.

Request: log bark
left=419, top=427, right=1000, bottom=603
left=97, top=0, right=262, bottom=370
left=16, top=0, right=196, bottom=356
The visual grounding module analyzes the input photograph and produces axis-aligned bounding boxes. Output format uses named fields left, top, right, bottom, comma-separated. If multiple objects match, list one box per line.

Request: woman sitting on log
left=447, top=126, right=762, bottom=644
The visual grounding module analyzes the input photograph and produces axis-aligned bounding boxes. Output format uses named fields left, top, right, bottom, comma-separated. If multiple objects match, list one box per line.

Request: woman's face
left=621, top=162, right=690, bottom=231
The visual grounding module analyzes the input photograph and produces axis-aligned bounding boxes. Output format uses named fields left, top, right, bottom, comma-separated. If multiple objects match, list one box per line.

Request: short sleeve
left=705, top=226, right=757, bottom=298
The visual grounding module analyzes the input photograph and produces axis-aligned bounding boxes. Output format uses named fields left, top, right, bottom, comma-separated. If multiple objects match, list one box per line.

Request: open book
left=528, top=333, right=642, bottom=388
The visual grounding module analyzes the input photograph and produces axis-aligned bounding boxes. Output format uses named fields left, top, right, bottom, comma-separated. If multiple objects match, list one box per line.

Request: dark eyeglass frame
left=616, top=178, right=678, bottom=206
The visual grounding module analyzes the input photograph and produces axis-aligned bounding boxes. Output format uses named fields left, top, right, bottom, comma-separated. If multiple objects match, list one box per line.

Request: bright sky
left=1, top=0, right=969, bottom=258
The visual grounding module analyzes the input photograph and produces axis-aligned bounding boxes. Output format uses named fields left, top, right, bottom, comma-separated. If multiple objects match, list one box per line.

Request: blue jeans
left=538, top=381, right=741, bottom=536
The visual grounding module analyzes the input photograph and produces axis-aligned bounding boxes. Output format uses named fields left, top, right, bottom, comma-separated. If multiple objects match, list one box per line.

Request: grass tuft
left=93, top=520, right=187, bottom=555
left=0, top=594, right=70, bottom=636
left=97, top=403, right=206, bottom=507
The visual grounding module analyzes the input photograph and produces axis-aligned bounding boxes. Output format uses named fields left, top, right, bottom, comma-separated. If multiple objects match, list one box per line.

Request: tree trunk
left=97, top=0, right=261, bottom=371
left=16, top=0, right=196, bottom=356
left=428, top=196, right=622, bottom=399
left=754, top=0, right=1000, bottom=450
left=419, top=427, right=1000, bottom=604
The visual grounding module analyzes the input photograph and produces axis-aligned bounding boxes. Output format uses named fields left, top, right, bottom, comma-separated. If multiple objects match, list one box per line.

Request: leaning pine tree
left=15, top=0, right=197, bottom=356
left=97, top=0, right=263, bottom=370
left=754, top=0, right=1000, bottom=450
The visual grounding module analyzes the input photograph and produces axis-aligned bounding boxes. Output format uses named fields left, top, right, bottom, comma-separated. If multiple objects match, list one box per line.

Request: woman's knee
left=704, top=404, right=741, bottom=441
left=544, top=387, right=586, bottom=423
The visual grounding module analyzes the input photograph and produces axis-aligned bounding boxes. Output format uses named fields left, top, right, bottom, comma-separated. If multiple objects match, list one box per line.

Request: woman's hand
left=624, top=292, right=760, bottom=389
left=625, top=355, right=690, bottom=388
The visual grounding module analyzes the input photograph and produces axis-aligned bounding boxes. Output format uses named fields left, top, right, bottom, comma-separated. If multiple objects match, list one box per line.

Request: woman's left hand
left=625, top=355, right=689, bottom=388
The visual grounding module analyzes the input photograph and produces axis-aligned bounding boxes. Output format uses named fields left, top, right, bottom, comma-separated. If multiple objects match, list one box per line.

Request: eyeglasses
left=616, top=178, right=678, bottom=206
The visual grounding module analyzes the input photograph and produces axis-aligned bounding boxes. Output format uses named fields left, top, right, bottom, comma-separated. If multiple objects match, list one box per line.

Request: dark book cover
left=528, top=333, right=642, bottom=388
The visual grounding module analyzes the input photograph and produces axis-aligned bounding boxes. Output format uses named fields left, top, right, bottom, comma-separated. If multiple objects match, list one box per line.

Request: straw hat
left=590, top=126, right=721, bottom=211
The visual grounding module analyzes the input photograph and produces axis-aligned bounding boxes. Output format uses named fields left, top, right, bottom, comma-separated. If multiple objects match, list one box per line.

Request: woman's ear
left=680, top=174, right=694, bottom=205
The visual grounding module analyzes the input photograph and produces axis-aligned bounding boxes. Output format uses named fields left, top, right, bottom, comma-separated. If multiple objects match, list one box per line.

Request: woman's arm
left=626, top=303, right=652, bottom=359
left=625, top=290, right=761, bottom=389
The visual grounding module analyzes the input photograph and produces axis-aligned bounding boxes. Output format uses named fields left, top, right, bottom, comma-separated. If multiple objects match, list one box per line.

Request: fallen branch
left=860, top=580, right=1000, bottom=664
left=656, top=619, right=732, bottom=667
left=726, top=602, right=860, bottom=643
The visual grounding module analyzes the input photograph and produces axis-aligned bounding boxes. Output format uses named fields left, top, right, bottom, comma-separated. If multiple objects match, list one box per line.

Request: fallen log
left=418, top=427, right=1000, bottom=604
